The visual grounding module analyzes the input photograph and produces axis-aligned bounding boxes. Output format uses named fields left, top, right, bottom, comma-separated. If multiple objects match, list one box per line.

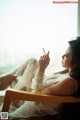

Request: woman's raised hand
left=39, top=51, right=50, bottom=73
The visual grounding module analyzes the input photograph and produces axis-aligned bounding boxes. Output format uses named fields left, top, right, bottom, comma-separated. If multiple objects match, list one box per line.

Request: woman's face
left=62, top=45, right=73, bottom=69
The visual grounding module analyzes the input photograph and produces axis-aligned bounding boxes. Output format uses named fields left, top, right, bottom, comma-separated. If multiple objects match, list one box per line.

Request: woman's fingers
left=39, top=51, right=50, bottom=62
left=38, top=50, right=50, bottom=72
left=40, top=55, right=46, bottom=60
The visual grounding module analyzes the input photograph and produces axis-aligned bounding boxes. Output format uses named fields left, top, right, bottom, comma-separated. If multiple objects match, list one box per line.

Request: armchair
left=2, top=89, right=80, bottom=119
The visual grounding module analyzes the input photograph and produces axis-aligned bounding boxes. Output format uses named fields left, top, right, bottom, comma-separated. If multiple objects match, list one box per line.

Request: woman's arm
left=41, top=78, right=77, bottom=95
left=32, top=51, right=50, bottom=92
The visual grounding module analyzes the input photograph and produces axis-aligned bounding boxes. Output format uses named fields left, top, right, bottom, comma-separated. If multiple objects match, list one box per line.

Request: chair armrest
left=2, top=89, right=80, bottom=112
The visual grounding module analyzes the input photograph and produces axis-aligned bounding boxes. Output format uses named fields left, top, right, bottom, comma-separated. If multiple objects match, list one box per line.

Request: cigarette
left=42, top=48, right=46, bottom=54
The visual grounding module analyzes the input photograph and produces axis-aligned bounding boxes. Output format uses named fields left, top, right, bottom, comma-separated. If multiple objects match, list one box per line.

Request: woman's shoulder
left=61, top=76, right=78, bottom=87
left=61, top=77, right=79, bottom=95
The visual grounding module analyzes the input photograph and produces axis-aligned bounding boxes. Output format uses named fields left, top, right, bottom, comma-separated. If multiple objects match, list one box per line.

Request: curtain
left=0, top=0, right=78, bottom=76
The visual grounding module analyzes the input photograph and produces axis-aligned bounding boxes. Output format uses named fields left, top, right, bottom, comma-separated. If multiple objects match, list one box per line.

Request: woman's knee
left=28, top=58, right=38, bottom=66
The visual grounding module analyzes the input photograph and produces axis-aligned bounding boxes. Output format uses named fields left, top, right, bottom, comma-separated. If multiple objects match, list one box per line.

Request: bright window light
left=0, top=0, right=78, bottom=75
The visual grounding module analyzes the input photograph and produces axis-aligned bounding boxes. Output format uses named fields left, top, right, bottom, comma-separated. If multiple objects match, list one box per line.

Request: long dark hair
left=68, top=37, right=80, bottom=79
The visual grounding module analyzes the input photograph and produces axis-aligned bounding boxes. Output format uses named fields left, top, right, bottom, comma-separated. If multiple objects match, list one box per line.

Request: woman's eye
left=64, top=54, right=68, bottom=57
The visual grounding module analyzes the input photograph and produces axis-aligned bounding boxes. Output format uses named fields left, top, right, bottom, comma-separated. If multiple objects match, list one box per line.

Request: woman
left=2, top=37, right=80, bottom=118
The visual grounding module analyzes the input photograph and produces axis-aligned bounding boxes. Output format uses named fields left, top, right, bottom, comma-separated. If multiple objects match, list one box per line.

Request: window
left=0, top=0, right=78, bottom=75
